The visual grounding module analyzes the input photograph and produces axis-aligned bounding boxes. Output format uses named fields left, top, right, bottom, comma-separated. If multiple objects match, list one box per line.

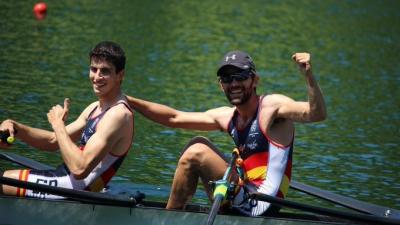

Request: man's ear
left=218, top=80, right=225, bottom=92
left=252, top=74, right=259, bottom=87
left=118, top=69, right=125, bottom=82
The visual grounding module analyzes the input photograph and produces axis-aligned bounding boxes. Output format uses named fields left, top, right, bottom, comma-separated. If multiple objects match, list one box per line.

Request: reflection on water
left=0, top=0, right=399, bottom=209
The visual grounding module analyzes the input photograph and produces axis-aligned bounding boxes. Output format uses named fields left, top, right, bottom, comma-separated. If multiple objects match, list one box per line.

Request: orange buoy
left=33, top=2, right=47, bottom=20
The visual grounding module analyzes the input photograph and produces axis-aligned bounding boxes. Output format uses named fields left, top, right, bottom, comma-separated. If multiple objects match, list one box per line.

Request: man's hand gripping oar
left=0, top=130, right=15, bottom=145
left=204, top=148, right=241, bottom=225
left=0, top=121, right=18, bottom=146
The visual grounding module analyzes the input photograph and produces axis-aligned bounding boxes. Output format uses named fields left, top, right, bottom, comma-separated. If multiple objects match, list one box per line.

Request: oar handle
left=205, top=148, right=240, bottom=225
left=205, top=195, right=223, bottom=225
left=0, top=130, right=15, bottom=144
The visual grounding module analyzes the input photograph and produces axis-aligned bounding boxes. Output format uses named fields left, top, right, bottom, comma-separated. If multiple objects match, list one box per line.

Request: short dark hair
left=89, top=41, right=126, bottom=73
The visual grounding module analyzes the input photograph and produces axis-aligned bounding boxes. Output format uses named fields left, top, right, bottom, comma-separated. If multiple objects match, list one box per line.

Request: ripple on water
left=18, top=93, right=41, bottom=104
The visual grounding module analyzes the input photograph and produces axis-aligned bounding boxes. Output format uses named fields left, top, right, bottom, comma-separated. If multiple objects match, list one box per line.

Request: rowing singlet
left=17, top=101, right=133, bottom=199
left=227, top=96, right=293, bottom=216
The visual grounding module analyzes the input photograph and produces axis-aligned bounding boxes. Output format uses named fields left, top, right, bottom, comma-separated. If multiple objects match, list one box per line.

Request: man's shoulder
left=85, top=101, right=99, bottom=110
left=263, top=93, right=291, bottom=100
left=261, top=94, right=294, bottom=106
left=78, top=101, right=99, bottom=119
left=107, top=103, right=133, bottom=119
left=95, top=104, right=133, bottom=132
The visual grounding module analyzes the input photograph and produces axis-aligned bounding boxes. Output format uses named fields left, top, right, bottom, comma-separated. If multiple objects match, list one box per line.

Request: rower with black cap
left=126, top=50, right=327, bottom=216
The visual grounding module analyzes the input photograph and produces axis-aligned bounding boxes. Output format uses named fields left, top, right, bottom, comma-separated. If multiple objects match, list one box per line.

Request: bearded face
left=218, top=66, right=257, bottom=106
left=223, top=77, right=255, bottom=105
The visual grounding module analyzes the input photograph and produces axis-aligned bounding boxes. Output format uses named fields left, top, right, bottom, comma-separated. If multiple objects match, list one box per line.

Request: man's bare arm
left=275, top=53, right=327, bottom=123
left=48, top=102, right=131, bottom=179
left=126, top=95, right=225, bottom=131
left=0, top=99, right=86, bottom=150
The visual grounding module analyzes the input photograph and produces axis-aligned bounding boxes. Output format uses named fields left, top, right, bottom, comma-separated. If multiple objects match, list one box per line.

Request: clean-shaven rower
left=0, top=41, right=134, bottom=199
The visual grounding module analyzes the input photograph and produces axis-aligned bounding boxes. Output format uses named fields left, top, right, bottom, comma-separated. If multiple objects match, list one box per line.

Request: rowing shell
left=0, top=196, right=351, bottom=225
left=1, top=152, right=399, bottom=225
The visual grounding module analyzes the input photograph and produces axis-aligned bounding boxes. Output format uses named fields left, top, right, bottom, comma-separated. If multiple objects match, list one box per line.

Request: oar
left=0, top=152, right=54, bottom=170
left=251, top=192, right=400, bottom=225
left=0, top=176, right=142, bottom=207
left=204, top=148, right=239, bottom=225
left=0, top=130, right=53, bottom=170
left=290, top=180, right=400, bottom=218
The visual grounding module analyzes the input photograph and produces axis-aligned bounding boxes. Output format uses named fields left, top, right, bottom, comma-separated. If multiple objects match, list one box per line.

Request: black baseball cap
left=217, top=50, right=256, bottom=76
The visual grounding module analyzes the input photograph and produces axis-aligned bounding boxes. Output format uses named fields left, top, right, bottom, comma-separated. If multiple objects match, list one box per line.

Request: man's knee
left=2, top=170, right=20, bottom=180
left=181, top=136, right=219, bottom=155
left=184, top=136, right=213, bottom=149
left=179, top=143, right=210, bottom=164
left=1, top=170, right=21, bottom=195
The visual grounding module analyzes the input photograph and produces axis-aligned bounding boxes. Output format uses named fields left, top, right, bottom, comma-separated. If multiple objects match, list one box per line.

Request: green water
left=0, top=0, right=399, bottom=210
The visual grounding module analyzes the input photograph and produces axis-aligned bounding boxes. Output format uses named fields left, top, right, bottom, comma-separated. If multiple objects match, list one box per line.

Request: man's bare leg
left=166, top=137, right=228, bottom=209
left=0, top=170, right=22, bottom=195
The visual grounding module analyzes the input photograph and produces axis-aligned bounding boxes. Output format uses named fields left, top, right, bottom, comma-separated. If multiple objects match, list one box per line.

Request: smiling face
left=218, top=65, right=258, bottom=106
left=89, top=58, right=123, bottom=97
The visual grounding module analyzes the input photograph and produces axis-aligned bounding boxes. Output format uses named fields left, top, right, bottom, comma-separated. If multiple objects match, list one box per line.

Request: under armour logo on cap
left=225, top=54, right=236, bottom=62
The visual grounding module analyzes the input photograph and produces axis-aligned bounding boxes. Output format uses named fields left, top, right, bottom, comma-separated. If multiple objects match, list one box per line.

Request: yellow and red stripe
left=243, top=151, right=268, bottom=184
left=86, top=163, right=117, bottom=192
left=16, top=169, right=30, bottom=197
left=242, top=150, right=293, bottom=199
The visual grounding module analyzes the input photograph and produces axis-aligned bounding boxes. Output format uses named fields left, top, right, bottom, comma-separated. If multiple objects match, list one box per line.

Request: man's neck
left=98, top=90, right=123, bottom=111
left=235, top=94, right=260, bottom=120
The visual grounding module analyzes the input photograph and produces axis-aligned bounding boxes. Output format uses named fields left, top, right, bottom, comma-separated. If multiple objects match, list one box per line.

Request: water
left=0, top=0, right=399, bottom=210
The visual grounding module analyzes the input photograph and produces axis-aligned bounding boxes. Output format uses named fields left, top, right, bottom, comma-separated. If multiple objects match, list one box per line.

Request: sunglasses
left=219, top=70, right=253, bottom=84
